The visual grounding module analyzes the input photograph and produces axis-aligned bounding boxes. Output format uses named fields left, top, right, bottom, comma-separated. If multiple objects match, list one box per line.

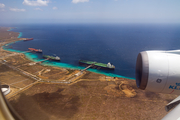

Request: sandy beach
left=0, top=27, right=178, bottom=120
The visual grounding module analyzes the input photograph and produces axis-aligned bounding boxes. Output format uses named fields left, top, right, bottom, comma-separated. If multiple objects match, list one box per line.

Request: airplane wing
left=162, top=104, right=180, bottom=120
left=162, top=95, right=180, bottom=120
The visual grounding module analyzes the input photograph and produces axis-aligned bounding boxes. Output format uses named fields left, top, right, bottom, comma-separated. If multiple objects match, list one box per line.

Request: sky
left=0, top=0, right=180, bottom=24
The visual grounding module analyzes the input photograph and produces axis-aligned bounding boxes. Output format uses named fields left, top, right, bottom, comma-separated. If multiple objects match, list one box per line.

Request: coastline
left=0, top=27, right=136, bottom=100
left=0, top=26, right=178, bottom=120
left=3, top=27, right=134, bottom=80
left=17, top=32, right=22, bottom=38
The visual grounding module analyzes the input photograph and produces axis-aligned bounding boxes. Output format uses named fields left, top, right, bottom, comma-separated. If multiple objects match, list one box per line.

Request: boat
left=79, top=60, right=115, bottom=70
left=28, top=48, right=42, bottom=53
left=43, top=55, right=60, bottom=61
left=24, top=38, right=33, bottom=41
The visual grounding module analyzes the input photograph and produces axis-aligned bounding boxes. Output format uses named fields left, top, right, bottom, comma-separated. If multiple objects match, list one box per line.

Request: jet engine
left=136, top=50, right=180, bottom=94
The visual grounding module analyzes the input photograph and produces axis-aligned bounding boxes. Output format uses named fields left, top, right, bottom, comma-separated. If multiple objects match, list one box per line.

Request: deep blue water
left=4, top=24, right=180, bottom=79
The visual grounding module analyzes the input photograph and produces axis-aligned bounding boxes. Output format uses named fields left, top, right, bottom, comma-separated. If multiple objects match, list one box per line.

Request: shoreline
left=3, top=27, right=135, bottom=80
left=1, top=26, right=178, bottom=120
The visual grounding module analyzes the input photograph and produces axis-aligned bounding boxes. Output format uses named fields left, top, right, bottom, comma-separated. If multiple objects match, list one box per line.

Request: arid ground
left=0, top=27, right=178, bottom=120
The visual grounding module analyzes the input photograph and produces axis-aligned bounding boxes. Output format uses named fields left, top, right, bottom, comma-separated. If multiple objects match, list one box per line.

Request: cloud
left=0, top=3, right=5, bottom=8
left=72, top=0, right=89, bottom=4
left=34, top=8, right=43, bottom=11
left=52, top=7, right=57, bottom=10
left=10, top=8, right=26, bottom=12
left=23, top=0, right=49, bottom=6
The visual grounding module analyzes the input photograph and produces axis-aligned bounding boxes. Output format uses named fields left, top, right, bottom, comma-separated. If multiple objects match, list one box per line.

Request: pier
left=81, top=63, right=95, bottom=72
left=28, top=58, right=49, bottom=66
left=21, top=51, right=31, bottom=53
left=36, top=58, right=49, bottom=64
left=67, top=63, right=95, bottom=82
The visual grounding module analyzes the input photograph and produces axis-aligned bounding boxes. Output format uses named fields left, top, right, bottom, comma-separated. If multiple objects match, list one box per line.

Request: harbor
left=0, top=26, right=178, bottom=120
left=21, top=47, right=116, bottom=70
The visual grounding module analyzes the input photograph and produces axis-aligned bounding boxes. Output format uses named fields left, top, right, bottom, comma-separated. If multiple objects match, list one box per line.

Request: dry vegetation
left=0, top=27, right=178, bottom=120
left=8, top=80, right=178, bottom=120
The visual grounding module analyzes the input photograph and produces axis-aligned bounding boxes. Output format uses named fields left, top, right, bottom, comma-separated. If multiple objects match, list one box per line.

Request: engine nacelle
left=136, top=50, right=180, bottom=94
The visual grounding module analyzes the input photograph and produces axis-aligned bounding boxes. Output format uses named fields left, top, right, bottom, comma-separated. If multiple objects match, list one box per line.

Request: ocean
left=4, top=23, right=180, bottom=79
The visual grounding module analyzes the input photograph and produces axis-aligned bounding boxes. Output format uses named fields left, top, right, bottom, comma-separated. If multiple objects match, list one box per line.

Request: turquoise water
left=4, top=24, right=180, bottom=82
left=3, top=41, right=22, bottom=48
left=7, top=28, right=22, bottom=38
left=3, top=45, right=134, bottom=80
left=6, top=24, right=180, bottom=79
left=5, top=28, right=134, bottom=79
left=41, top=60, right=132, bottom=79
left=17, top=32, right=22, bottom=38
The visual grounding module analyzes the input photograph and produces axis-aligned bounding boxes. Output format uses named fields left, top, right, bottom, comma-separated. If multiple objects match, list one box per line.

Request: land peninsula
left=0, top=27, right=177, bottom=120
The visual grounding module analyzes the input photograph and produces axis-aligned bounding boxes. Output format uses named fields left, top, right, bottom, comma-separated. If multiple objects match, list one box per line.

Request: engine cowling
left=136, top=50, right=180, bottom=94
